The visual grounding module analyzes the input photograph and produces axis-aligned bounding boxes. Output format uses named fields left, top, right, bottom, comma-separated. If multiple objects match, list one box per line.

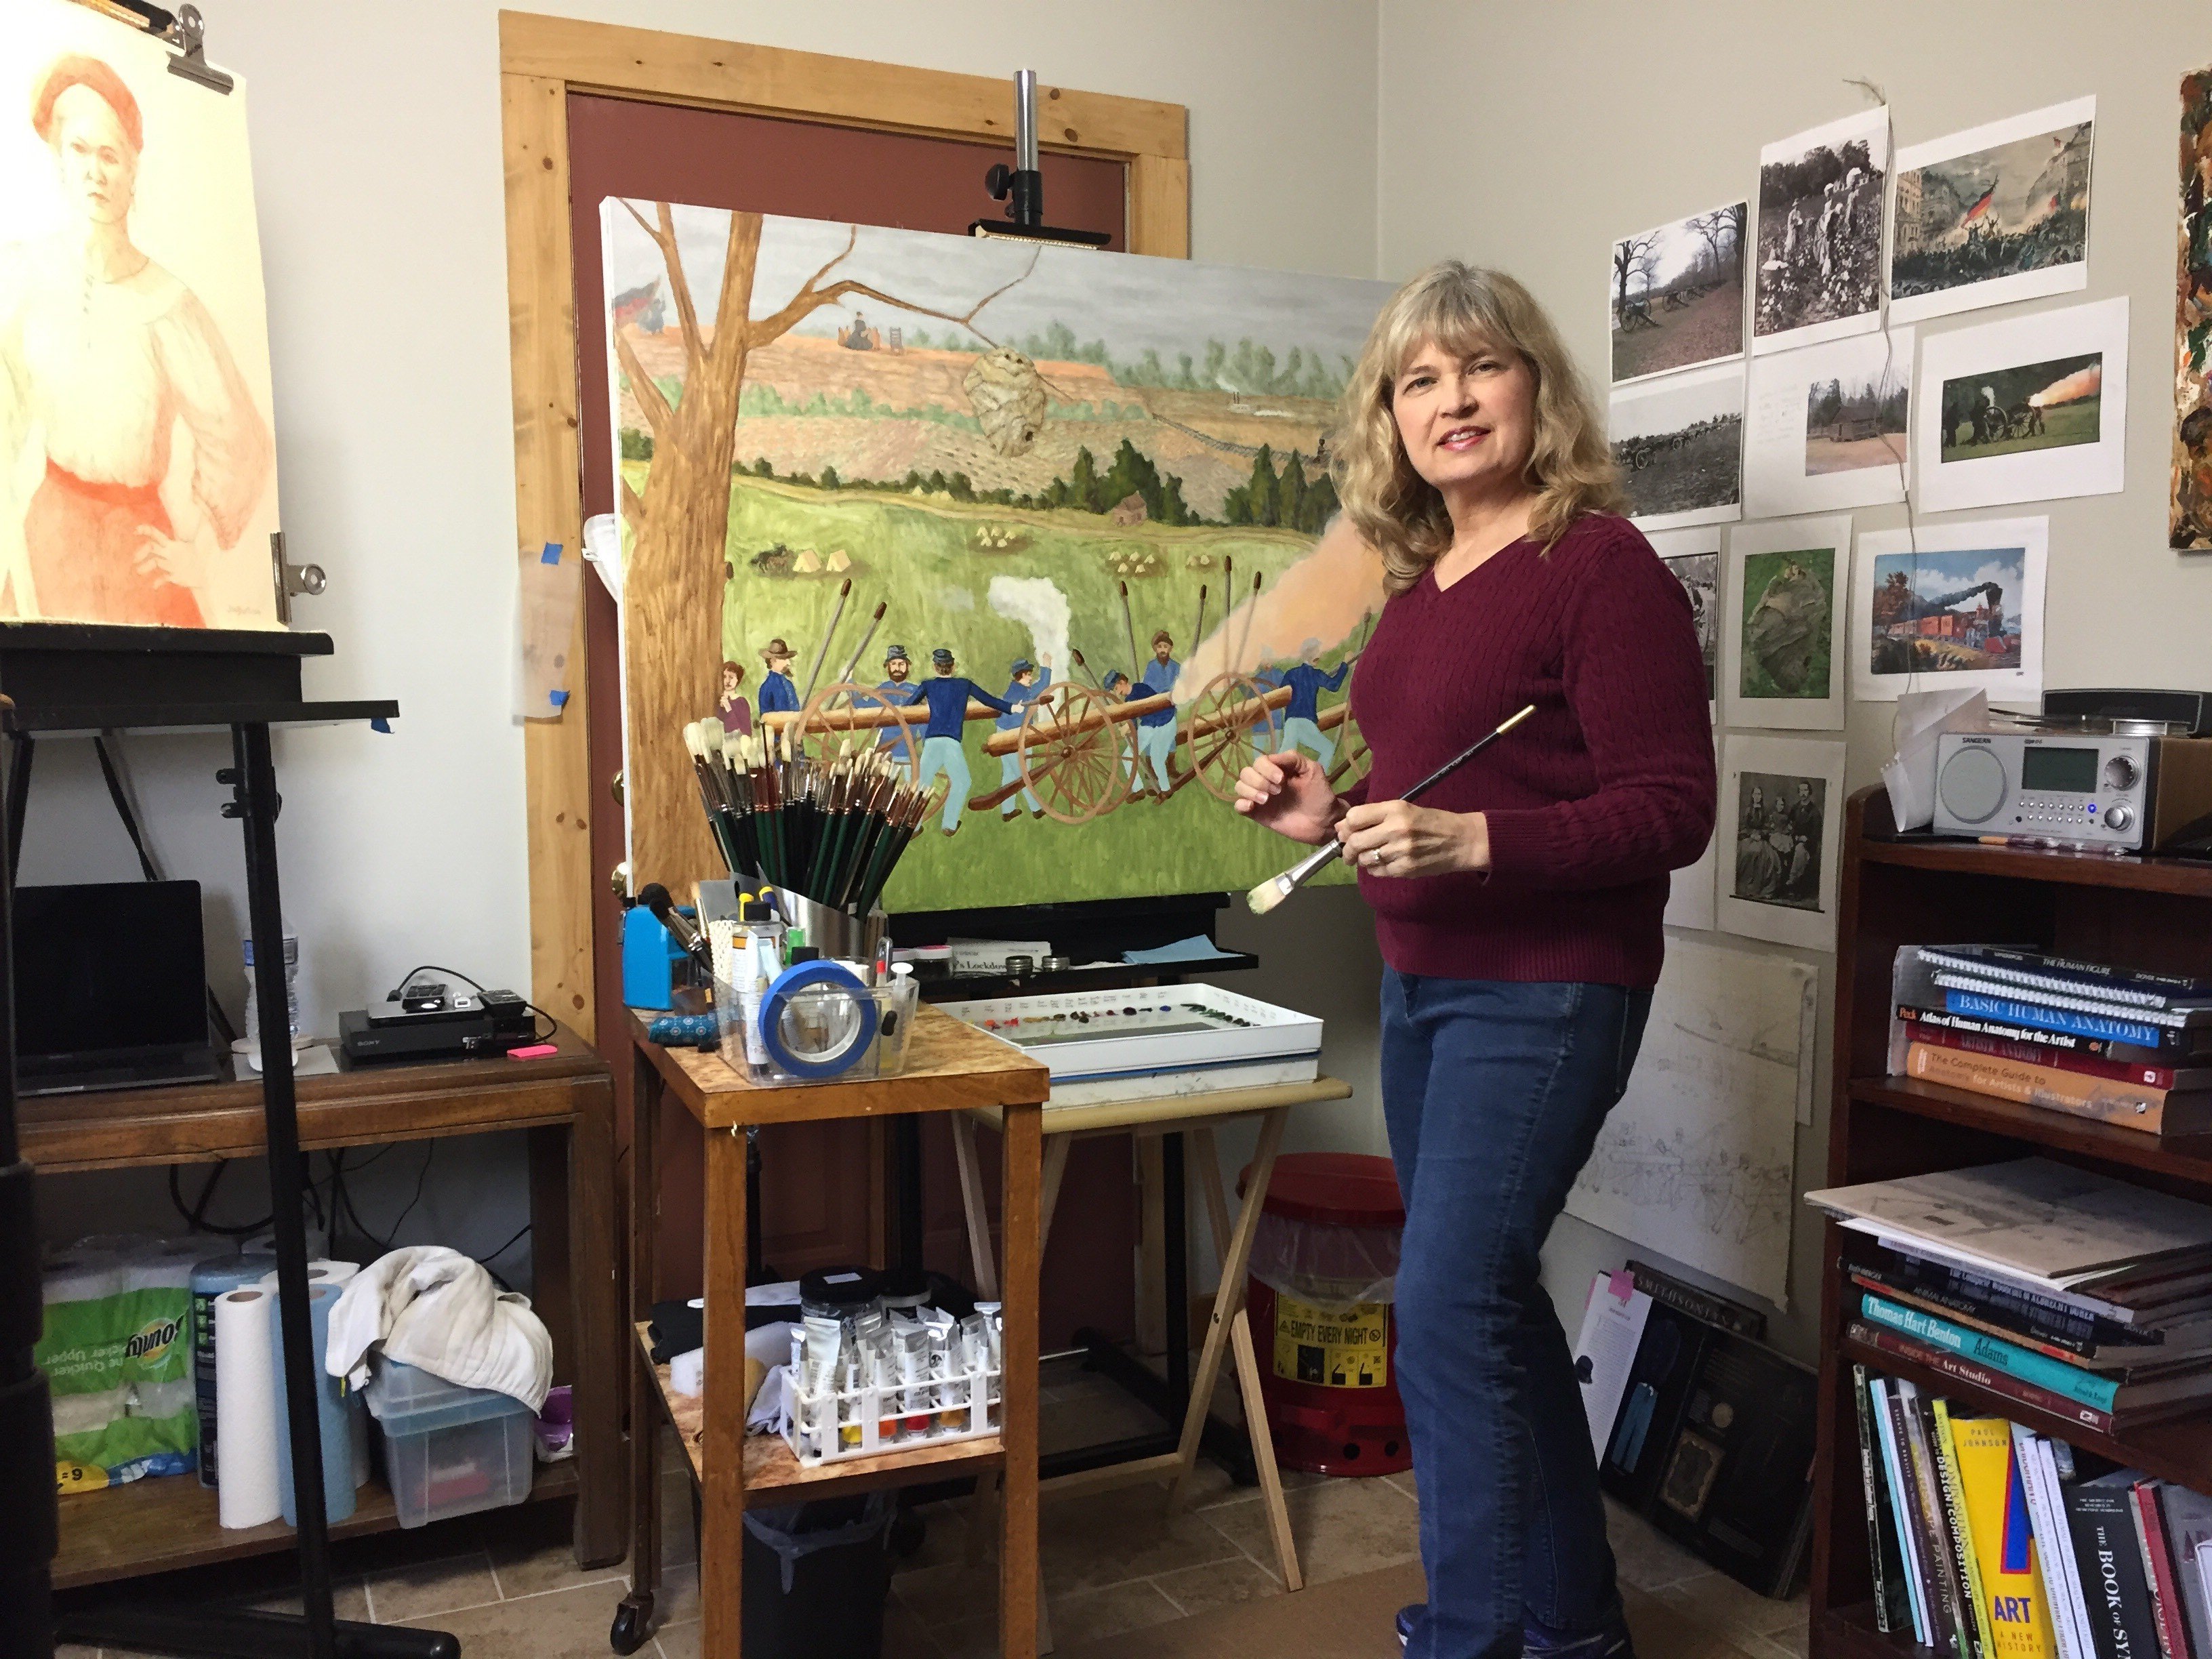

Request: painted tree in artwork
left=611, top=204, right=1033, bottom=885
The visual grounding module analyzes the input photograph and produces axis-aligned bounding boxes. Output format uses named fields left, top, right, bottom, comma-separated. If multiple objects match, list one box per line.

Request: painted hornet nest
left=964, top=347, right=1048, bottom=457
left=1744, top=559, right=1830, bottom=694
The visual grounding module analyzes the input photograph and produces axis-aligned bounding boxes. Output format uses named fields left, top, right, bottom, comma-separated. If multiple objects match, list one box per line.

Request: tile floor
left=52, top=1363, right=1810, bottom=1659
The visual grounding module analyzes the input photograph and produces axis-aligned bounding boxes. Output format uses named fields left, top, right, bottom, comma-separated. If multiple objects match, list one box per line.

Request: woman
left=1, top=54, right=273, bottom=625
left=1235, top=264, right=1713, bottom=1659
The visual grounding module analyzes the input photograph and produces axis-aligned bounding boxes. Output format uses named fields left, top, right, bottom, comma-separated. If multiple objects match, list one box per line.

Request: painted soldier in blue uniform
left=995, top=654, right=1052, bottom=819
left=1276, top=638, right=1348, bottom=769
left=913, top=648, right=1010, bottom=836
left=1103, top=667, right=1175, bottom=799
left=757, top=638, right=800, bottom=720
left=875, top=644, right=920, bottom=767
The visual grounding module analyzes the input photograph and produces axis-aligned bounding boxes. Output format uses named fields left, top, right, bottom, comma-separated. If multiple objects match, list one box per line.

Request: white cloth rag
left=325, top=1246, right=553, bottom=1412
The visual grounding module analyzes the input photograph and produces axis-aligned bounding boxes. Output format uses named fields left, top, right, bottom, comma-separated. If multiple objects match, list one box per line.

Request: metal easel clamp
left=270, top=532, right=327, bottom=625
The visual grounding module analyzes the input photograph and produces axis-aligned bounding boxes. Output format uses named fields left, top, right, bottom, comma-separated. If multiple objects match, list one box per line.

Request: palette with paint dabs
left=938, top=984, right=1321, bottom=1106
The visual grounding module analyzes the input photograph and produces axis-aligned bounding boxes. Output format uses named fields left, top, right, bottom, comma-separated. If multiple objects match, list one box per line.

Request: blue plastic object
left=271, top=1280, right=356, bottom=1526
left=758, top=959, right=878, bottom=1079
left=623, top=903, right=689, bottom=1010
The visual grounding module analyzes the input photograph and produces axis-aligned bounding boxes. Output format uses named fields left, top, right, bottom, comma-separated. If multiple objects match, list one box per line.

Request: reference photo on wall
left=1610, top=201, right=1747, bottom=385
left=1609, top=363, right=1745, bottom=532
left=1851, top=518, right=2048, bottom=705
left=1753, top=108, right=1890, bottom=354
left=1889, top=96, right=2095, bottom=323
left=1744, top=327, right=1912, bottom=517
left=1718, top=734, right=1845, bottom=951
left=1723, top=516, right=1848, bottom=732
left=1650, top=526, right=1720, bottom=718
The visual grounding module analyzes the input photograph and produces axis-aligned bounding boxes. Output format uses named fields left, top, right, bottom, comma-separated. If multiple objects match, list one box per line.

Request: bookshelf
left=1811, top=787, right=2212, bottom=1659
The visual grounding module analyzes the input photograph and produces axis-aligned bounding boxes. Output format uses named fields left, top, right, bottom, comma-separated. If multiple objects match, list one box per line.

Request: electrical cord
left=387, top=962, right=556, bottom=1043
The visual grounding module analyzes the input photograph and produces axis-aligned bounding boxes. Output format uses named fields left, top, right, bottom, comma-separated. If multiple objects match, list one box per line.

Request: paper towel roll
left=272, top=1282, right=356, bottom=1527
left=123, top=1239, right=205, bottom=1292
left=43, top=1251, right=125, bottom=1307
left=192, top=1253, right=274, bottom=1489
left=244, top=1260, right=365, bottom=1488
left=215, top=1289, right=281, bottom=1528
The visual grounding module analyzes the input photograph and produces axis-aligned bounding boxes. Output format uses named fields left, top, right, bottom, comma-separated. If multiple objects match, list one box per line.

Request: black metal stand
left=0, top=626, right=451, bottom=1659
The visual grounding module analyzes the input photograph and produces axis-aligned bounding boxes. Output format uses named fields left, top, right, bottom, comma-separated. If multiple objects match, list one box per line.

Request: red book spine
left=1902, top=1012, right=2182, bottom=1088
left=1849, top=1322, right=2115, bottom=1434
left=2133, top=1483, right=2194, bottom=1659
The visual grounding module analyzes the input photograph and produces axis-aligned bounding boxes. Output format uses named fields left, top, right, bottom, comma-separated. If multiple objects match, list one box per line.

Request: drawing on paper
left=1936, top=350, right=2102, bottom=462
left=1753, top=111, right=1887, bottom=346
left=1609, top=367, right=1743, bottom=530
left=1804, top=359, right=1906, bottom=476
left=602, top=203, right=1393, bottom=907
left=1736, top=546, right=1833, bottom=701
left=1610, top=202, right=1746, bottom=384
left=1866, top=546, right=2024, bottom=679
left=1732, top=770, right=1826, bottom=911
left=1567, top=938, right=1812, bottom=1307
left=0, top=0, right=281, bottom=629
left=2171, top=68, right=2212, bottom=550
left=1659, top=548, right=1718, bottom=703
left=1893, top=118, right=2091, bottom=304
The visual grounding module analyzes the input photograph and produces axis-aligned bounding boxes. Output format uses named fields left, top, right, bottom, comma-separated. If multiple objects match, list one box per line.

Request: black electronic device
left=2042, top=687, right=2212, bottom=739
left=339, top=983, right=535, bottom=1064
left=12, top=880, right=222, bottom=1095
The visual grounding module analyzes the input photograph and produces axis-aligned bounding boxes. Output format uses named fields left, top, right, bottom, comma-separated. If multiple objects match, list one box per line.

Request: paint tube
left=800, top=1315, right=842, bottom=1457
left=956, top=1312, right=990, bottom=1429
left=896, top=1327, right=933, bottom=1440
left=920, top=1308, right=962, bottom=1430
left=977, top=1302, right=1004, bottom=1426
left=737, top=924, right=783, bottom=1066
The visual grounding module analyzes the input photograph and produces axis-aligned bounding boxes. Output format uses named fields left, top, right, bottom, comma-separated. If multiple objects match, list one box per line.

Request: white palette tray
left=938, top=983, right=1322, bottom=1099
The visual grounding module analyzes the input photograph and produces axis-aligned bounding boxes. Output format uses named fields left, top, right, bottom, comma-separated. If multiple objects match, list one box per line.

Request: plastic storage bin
left=363, top=1357, right=533, bottom=1528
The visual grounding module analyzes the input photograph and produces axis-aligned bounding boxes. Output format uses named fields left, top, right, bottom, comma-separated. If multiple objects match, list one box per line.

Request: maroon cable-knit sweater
left=1343, top=512, right=1715, bottom=987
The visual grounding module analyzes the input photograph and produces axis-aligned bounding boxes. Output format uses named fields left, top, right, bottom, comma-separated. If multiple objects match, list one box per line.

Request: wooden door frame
left=497, top=9, right=1190, bottom=1040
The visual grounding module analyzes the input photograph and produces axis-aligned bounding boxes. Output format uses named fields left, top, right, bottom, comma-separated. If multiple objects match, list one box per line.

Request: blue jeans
left=1380, top=970, right=1653, bottom=1659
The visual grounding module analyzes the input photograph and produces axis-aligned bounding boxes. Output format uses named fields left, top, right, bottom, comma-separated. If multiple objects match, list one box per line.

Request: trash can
left=741, top=1492, right=897, bottom=1658
left=1242, top=1152, right=1410, bottom=1477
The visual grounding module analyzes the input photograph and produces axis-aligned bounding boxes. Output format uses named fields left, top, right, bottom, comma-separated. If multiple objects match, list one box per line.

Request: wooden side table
left=621, top=1004, right=1049, bottom=1659
left=951, top=1077, right=1353, bottom=1593
left=24, top=1026, right=624, bottom=1584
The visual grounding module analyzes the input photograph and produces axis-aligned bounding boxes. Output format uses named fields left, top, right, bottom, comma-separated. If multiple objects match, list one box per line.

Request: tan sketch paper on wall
left=602, top=202, right=1392, bottom=909
left=0, top=0, right=281, bottom=630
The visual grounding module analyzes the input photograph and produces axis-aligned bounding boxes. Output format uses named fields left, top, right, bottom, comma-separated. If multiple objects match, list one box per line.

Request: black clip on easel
left=0, top=622, right=449, bottom=1659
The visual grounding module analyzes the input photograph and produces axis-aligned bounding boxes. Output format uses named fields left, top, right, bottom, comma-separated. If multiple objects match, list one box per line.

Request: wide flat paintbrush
left=1245, top=702, right=1537, bottom=916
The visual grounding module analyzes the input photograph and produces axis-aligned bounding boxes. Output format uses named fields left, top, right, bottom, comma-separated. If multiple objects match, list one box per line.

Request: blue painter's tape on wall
left=549, top=689, right=570, bottom=708
left=541, top=541, right=563, bottom=564
left=369, top=718, right=392, bottom=733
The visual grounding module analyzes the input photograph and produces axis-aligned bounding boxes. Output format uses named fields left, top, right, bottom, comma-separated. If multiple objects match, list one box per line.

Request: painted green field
left=625, top=467, right=1358, bottom=912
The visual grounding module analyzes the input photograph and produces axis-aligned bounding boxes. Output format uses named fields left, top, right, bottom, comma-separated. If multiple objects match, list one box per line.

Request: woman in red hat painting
left=0, top=52, right=272, bottom=626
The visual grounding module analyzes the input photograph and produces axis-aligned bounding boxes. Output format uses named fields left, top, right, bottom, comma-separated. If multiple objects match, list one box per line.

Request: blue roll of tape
left=758, top=959, right=878, bottom=1078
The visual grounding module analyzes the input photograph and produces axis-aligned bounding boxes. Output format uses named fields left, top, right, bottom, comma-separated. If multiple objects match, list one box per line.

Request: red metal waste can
left=1241, top=1151, right=1409, bottom=1477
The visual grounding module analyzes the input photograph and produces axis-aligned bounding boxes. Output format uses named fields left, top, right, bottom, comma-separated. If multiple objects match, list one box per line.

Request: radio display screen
left=2021, top=745, right=2099, bottom=793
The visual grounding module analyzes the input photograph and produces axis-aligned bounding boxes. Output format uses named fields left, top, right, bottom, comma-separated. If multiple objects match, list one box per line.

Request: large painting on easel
left=602, top=203, right=1393, bottom=910
left=0, top=0, right=282, bottom=629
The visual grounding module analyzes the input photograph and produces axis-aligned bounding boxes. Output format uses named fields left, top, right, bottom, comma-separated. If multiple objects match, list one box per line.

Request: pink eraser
left=507, top=1043, right=559, bottom=1060
left=1607, top=1269, right=1635, bottom=1303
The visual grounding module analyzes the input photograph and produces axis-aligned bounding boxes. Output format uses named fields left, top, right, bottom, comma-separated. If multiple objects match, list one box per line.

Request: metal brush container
left=772, top=888, right=888, bottom=978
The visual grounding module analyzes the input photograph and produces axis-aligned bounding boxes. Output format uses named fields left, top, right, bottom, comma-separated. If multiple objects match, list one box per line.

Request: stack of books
left=1852, top=1364, right=2212, bottom=1659
left=1807, top=1160, right=2212, bottom=1434
left=1894, top=945, right=2212, bottom=1135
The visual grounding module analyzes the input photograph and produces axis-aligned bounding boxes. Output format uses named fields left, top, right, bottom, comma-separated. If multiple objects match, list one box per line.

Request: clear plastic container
left=363, top=1358, right=533, bottom=1528
left=715, top=970, right=919, bottom=1086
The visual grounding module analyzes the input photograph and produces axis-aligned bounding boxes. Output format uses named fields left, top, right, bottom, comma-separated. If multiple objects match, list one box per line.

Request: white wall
left=31, top=2, right=1389, bottom=1258
left=1377, top=0, right=2212, bottom=1361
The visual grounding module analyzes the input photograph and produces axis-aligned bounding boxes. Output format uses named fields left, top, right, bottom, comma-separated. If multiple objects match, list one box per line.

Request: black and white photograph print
left=1891, top=97, right=2094, bottom=323
left=1611, top=201, right=1748, bottom=384
left=1913, top=296, right=2129, bottom=514
left=1608, top=363, right=1745, bottom=532
left=1717, top=735, right=1846, bottom=950
left=1648, top=526, right=1720, bottom=711
left=1732, top=772, right=1825, bottom=911
left=1753, top=108, right=1889, bottom=353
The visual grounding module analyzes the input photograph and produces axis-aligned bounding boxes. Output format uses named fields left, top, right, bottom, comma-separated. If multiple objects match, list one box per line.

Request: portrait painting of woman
left=0, top=5, right=283, bottom=630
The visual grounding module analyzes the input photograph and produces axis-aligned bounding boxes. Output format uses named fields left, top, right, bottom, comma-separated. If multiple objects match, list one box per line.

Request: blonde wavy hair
left=1334, top=263, right=1623, bottom=596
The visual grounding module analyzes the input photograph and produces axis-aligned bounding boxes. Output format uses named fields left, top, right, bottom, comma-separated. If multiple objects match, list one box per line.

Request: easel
left=0, top=624, right=417, bottom=1659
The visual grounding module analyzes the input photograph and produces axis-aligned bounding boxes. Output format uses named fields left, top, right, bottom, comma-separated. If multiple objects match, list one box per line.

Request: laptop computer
left=15, top=880, right=224, bottom=1094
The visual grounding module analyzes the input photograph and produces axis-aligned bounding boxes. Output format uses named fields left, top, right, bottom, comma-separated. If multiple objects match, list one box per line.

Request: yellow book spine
left=1952, top=1417, right=2057, bottom=1659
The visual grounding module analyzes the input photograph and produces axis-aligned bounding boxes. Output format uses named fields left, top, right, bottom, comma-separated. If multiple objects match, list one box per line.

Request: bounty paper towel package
left=40, top=1236, right=203, bottom=1491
